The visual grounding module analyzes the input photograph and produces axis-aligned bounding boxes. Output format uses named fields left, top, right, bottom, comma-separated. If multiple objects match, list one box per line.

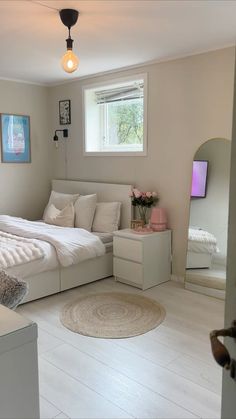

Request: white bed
left=186, top=227, right=219, bottom=269
left=5, top=180, right=133, bottom=303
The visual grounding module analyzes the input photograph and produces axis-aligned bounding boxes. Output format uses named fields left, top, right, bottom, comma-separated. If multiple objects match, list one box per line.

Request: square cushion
left=43, top=190, right=79, bottom=221
left=44, top=203, right=75, bottom=228
left=74, top=194, right=97, bottom=231
left=92, top=202, right=121, bottom=233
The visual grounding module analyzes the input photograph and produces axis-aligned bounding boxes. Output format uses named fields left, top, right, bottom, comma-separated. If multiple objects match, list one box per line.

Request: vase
left=138, top=206, right=148, bottom=226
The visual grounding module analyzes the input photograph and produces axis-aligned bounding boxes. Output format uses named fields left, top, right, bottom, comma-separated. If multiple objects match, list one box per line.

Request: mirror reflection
left=185, top=138, right=231, bottom=299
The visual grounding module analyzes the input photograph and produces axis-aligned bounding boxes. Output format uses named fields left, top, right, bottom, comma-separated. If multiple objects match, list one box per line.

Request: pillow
left=43, top=190, right=79, bottom=220
left=92, top=202, right=121, bottom=233
left=74, top=194, right=97, bottom=231
left=0, top=270, right=28, bottom=310
left=44, top=203, right=75, bottom=228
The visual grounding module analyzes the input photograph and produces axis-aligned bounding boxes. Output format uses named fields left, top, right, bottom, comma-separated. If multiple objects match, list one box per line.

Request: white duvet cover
left=0, top=216, right=105, bottom=267
left=188, top=227, right=219, bottom=254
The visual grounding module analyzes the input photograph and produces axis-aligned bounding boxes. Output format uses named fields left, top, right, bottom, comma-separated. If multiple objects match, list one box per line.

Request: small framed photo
left=0, top=114, right=31, bottom=163
left=59, top=99, right=71, bottom=125
left=130, top=219, right=144, bottom=229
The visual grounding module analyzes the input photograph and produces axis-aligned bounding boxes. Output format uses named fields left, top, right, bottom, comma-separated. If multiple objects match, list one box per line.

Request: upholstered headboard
left=52, top=179, right=133, bottom=229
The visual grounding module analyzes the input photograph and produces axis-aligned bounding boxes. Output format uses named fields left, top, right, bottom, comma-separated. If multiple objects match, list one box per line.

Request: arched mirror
left=185, top=138, right=231, bottom=299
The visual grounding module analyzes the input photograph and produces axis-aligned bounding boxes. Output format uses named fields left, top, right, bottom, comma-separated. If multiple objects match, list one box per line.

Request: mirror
left=185, top=138, right=231, bottom=299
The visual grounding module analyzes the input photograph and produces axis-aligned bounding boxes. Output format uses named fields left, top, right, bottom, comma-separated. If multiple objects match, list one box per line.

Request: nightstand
left=113, top=229, right=171, bottom=290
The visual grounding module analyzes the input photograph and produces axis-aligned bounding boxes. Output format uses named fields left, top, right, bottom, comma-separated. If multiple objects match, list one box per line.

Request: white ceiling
left=0, top=0, right=236, bottom=85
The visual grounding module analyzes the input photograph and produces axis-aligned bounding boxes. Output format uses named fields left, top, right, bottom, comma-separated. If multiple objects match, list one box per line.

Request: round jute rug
left=60, top=292, right=166, bottom=338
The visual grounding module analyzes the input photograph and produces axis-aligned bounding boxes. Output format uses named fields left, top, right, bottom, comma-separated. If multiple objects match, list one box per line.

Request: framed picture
left=59, top=99, right=71, bottom=125
left=130, top=219, right=144, bottom=229
left=0, top=114, right=31, bottom=163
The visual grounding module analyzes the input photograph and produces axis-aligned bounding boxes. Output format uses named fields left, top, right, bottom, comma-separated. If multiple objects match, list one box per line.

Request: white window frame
left=83, top=73, right=148, bottom=156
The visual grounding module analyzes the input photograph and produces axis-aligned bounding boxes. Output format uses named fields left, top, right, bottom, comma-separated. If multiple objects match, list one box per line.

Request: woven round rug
left=60, top=292, right=166, bottom=338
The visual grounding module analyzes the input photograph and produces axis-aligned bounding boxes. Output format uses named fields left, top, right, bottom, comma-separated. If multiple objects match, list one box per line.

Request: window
left=83, top=74, right=147, bottom=155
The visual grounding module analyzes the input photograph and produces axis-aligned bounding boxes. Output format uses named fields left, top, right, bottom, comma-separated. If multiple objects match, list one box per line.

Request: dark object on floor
left=0, top=270, right=28, bottom=309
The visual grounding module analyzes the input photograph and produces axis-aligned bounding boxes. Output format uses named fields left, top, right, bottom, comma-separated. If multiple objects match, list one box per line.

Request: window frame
left=82, top=73, right=148, bottom=157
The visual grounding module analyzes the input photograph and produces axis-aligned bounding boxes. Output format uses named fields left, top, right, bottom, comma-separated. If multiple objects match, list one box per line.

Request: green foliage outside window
left=107, top=98, right=143, bottom=145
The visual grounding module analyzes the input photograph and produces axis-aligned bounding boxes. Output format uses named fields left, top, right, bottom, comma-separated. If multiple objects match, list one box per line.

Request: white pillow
left=74, top=194, right=97, bottom=231
left=92, top=202, right=121, bottom=233
left=43, top=190, right=79, bottom=221
left=44, top=203, right=75, bottom=227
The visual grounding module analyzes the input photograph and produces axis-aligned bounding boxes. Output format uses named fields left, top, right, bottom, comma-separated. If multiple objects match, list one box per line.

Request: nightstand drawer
left=113, top=237, right=143, bottom=263
left=114, top=257, right=143, bottom=286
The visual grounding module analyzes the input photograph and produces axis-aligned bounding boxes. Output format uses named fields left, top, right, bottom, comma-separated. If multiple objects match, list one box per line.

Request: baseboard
left=171, top=274, right=185, bottom=284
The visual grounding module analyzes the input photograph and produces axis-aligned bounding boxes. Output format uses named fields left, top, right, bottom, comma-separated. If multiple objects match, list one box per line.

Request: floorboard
left=18, top=278, right=224, bottom=419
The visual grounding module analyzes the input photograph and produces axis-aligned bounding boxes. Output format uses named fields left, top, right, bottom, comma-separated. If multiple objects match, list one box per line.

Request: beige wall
left=0, top=80, right=52, bottom=220
left=189, top=139, right=231, bottom=265
left=49, top=47, right=235, bottom=277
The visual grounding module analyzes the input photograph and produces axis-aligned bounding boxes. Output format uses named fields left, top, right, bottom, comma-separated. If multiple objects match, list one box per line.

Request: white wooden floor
left=18, top=278, right=224, bottom=419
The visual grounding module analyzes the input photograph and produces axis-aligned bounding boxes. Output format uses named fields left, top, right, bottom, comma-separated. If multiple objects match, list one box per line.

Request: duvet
left=0, top=215, right=105, bottom=267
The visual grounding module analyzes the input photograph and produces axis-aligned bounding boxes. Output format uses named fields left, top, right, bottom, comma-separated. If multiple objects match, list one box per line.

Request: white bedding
left=188, top=227, right=219, bottom=254
left=0, top=215, right=105, bottom=268
left=6, top=240, right=58, bottom=278
left=6, top=232, right=113, bottom=279
left=0, top=231, right=44, bottom=269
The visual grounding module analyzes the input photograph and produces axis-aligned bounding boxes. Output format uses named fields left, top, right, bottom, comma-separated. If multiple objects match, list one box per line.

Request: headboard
left=52, top=179, right=133, bottom=229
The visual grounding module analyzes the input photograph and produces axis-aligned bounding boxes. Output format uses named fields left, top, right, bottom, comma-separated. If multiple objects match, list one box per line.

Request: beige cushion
left=44, top=203, right=75, bottom=228
left=43, top=191, right=79, bottom=220
left=92, top=202, right=121, bottom=233
left=74, top=194, right=97, bottom=231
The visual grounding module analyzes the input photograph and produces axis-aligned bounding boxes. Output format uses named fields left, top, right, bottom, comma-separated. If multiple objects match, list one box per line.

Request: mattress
left=188, top=227, right=219, bottom=254
left=93, top=232, right=113, bottom=253
left=5, top=231, right=113, bottom=279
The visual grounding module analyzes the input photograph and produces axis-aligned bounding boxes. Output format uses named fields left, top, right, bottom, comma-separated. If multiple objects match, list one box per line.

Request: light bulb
left=61, top=50, right=79, bottom=73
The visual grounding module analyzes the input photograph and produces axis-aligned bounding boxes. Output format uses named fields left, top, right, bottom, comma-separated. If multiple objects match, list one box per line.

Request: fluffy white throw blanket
left=188, top=227, right=219, bottom=253
left=0, top=215, right=105, bottom=267
left=0, top=231, right=44, bottom=269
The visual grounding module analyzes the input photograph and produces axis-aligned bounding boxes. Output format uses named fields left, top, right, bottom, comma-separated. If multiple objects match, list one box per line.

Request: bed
left=3, top=179, right=133, bottom=303
left=186, top=227, right=219, bottom=269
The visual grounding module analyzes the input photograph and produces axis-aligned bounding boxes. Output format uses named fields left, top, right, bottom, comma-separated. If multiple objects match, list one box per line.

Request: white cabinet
left=113, top=229, right=171, bottom=290
left=0, top=305, right=40, bottom=419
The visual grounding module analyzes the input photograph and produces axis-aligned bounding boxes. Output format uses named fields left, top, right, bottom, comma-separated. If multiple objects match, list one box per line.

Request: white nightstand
left=113, top=229, right=171, bottom=290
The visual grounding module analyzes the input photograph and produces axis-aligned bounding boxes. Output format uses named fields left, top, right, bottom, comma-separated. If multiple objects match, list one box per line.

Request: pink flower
left=128, top=190, right=134, bottom=197
left=146, top=192, right=152, bottom=198
left=133, top=188, right=142, bottom=198
left=152, top=192, right=157, bottom=197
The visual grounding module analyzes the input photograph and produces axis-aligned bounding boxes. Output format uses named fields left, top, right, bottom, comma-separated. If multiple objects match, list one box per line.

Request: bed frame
left=22, top=179, right=132, bottom=303
left=186, top=251, right=213, bottom=269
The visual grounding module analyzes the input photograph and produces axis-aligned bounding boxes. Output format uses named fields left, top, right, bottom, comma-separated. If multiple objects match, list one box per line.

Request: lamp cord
left=29, top=0, right=60, bottom=12
left=64, top=139, right=68, bottom=180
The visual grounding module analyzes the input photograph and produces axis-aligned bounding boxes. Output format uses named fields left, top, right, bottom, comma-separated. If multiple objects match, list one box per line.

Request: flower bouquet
left=129, top=188, right=159, bottom=226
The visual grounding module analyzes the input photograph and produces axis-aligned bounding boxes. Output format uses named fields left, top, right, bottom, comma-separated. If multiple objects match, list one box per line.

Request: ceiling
left=0, top=0, right=236, bottom=85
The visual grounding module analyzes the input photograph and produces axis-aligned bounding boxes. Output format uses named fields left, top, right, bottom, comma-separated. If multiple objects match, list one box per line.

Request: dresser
left=113, top=229, right=171, bottom=290
left=0, top=305, right=40, bottom=419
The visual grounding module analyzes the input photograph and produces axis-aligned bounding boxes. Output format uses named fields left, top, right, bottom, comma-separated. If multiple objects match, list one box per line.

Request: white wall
left=0, top=80, right=52, bottom=219
left=49, top=47, right=235, bottom=277
left=189, top=139, right=231, bottom=265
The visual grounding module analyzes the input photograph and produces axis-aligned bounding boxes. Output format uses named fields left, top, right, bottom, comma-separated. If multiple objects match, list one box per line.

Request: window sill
left=83, top=150, right=147, bottom=157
